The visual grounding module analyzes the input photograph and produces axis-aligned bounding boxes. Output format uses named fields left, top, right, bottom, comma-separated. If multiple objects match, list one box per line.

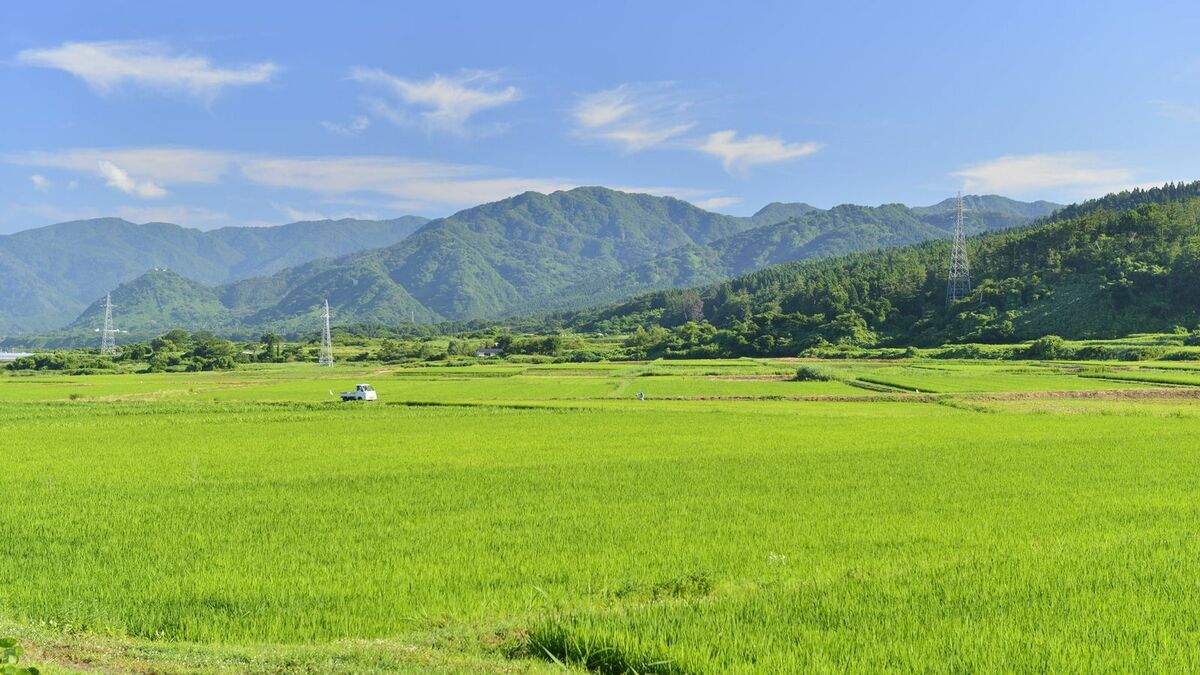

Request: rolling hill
left=563, top=181, right=1200, bottom=349
left=0, top=215, right=428, bottom=334
left=11, top=187, right=1061, bottom=342
left=537, top=199, right=1057, bottom=311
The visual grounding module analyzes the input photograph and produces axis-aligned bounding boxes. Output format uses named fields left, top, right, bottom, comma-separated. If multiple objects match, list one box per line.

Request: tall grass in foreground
left=0, top=362, right=1198, bottom=671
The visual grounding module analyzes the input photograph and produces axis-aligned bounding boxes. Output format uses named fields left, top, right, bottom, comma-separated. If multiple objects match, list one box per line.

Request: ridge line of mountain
left=13, top=187, right=1062, bottom=344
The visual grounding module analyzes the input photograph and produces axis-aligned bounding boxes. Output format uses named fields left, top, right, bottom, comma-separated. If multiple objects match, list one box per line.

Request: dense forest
left=555, top=182, right=1200, bottom=357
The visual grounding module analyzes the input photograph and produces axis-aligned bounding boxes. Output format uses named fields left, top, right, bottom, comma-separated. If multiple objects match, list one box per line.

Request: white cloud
left=573, top=84, right=695, bottom=151
left=6, top=146, right=720, bottom=214
left=244, top=156, right=575, bottom=208
left=350, top=68, right=519, bottom=133
left=696, top=130, right=821, bottom=173
left=16, top=40, right=277, bottom=101
left=272, top=203, right=380, bottom=222
left=10, top=147, right=235, bottom=184
left=97, top=160, right=167, bottom=198
left=116, top=205, right=228, bottom=227
left=30, top=174, right=50, bottom=191
left=1152, top=99, right=1200, bottom=124
left=691, top=196, right=743, bottom=211
left=953, top=152, right=1136, bottom=195
left=321, top=115, right=371, bottom=136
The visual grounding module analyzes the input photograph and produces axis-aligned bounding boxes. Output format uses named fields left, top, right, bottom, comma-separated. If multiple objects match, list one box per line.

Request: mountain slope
left=215, top=187, right=754, bottom=330
left=540, top=200, right=1057, bottom=312
left=33, top=188, right=1062, bottom=339
left=67, top=269, right=230, bottom=335
left=565, top=182, right=1200, bottom=347
left=909, top=194, right=1062, bottom=219
left=0, top=215, right=427, bottom=333
left=748, top=201, right=819, bottom=226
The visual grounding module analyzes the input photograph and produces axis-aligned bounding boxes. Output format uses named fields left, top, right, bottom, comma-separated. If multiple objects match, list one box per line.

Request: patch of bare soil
left=969, top=388, right=1200, bottom=402
left=707, top=375, right=792, bottom=381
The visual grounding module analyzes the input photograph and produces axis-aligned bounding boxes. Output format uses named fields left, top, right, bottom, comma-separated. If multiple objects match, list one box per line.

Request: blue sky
left=1, top=0, right=1197, bottom=233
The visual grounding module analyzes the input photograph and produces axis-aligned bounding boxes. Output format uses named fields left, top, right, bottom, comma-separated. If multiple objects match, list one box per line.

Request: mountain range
left=563, top=181, right=1200, bottom=347
left=0, top=216, right=428, bottom=334
left=3, top=188, right=1061, bottom=342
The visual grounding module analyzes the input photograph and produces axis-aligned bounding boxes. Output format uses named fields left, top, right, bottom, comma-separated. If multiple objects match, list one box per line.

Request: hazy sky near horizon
left=1, top=0, right=1197, bottom=233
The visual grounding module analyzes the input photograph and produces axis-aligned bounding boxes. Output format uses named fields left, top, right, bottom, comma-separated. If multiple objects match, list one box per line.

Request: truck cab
left=340, top=384, right=377, bottom=401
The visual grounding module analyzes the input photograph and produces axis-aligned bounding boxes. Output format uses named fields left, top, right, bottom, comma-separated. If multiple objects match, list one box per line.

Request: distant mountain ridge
left=560, top=181, right=1200, bottom=347
left=4, top=188, right=1062, bottom=343
left=0, top=215, right=428, bottom=333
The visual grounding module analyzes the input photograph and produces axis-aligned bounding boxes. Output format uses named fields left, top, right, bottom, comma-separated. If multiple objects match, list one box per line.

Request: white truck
left=340, top=384, right=377, bottom=401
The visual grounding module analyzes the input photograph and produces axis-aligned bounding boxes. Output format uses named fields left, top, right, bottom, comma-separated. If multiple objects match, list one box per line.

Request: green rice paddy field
left=3, top=359, right=1200, bottom=673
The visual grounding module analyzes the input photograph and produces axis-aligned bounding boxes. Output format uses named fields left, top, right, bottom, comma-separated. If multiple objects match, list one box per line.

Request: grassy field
left=3, top=359, right=1200, bottom=672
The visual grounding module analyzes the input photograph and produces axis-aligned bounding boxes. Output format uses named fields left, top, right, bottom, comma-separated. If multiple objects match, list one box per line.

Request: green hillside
left=910, top=194, right=1062, bottom=219
left=747, top=201, right=819, bottom=225
left=215, top=187, right=756, bottom=330
left=227, top=189, right=1058, bottom=330
left=19, top=188, right=1060, bottom=341
left=564, top=182, right=1200, bottom=352
left=67, top=269, right=230, bottom=336
left=0, top=215, right=427, bottom=333
left=542, top=200, right=1055, bottom=311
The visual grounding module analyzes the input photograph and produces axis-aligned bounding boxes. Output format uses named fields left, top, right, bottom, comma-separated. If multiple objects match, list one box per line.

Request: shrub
left=794, top=365, right=837, bottom=382
left=0, top=636, right=39, bottom=674
left=1026, top=335, right=1075, bottom=360
left=1159, top=350, right=1200, bottom=361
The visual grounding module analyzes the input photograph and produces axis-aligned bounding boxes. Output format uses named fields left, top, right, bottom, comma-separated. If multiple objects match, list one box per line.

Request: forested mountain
left=910, top=194, right=1063, bottom=219
left=748, top=201, right=819, bottom=226
left=562, top=182, right=1200, bottom=353
left=207, top=187, right=753, bottom=332
left=68, top=269, right=230, bottom=334
left=0, top=215, right=428, bottom=333
left=541, top=199, right=1056, bottom=311
left=8, top=187, right=1060, bottom=341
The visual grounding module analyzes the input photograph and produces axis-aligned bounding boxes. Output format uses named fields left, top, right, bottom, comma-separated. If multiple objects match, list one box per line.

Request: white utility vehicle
left=340, top=384, right=377, bottom=401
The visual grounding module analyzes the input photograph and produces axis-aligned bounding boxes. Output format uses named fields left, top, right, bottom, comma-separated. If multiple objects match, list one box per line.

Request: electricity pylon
left=319, top=299, right=334, bottom=366
left=98, top=293, right=118, bottom=355
left=946, top=192, right=972, bottom=304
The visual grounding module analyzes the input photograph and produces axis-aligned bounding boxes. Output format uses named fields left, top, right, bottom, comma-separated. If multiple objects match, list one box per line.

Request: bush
left=794, top=365, right=837, bottom=382
left=1026, top=335, right=1075, bottom=360
left=1, top=636, right=39, bottom=674
left=1159, top=350, right=1200, bottom=361
left=563, top=351, right=604, bottom=363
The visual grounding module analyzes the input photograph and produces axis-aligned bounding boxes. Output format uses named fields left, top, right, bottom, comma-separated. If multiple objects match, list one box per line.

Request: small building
left=0, top=352, right=33, bottom=362
left=475, top=347, right=504, bottom=358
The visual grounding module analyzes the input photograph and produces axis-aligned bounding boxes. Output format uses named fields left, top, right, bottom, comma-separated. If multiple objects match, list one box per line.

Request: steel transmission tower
left=319, top=299, right=334, bottom=366
left=99, top=293, right=119, bottom=355
left=946, top=192, right=972, bottom=304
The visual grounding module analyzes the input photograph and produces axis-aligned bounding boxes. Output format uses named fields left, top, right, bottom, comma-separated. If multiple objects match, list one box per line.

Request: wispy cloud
left=16, top=40, right=277, bottom=101
left=29, top=174, right=50, bottom=191
left=97, top=160, right=167, bottom=198
left=272, top=203, right=380, bottom=222
left=1152, top=99, right=1200, bottom=124
left=116, top=205, right=228, bottom=226
left=7, top=146, right=721, bottom=214
left=10, top=148, right=232, bottom=198
left=691, top=196, right=742, bottom=211
left=573, top=83, right=694, bottom=151
left=953, top=152, right=1136, bottom=195
left=695, top=130, right=821, bottom=173
left=242, top=156, right=574, bottom=208
left=9, top=147, right=236, bottom=184
left=350, top=68, right=519, bottom=134
left=321, top=115, right=371, bottom=136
